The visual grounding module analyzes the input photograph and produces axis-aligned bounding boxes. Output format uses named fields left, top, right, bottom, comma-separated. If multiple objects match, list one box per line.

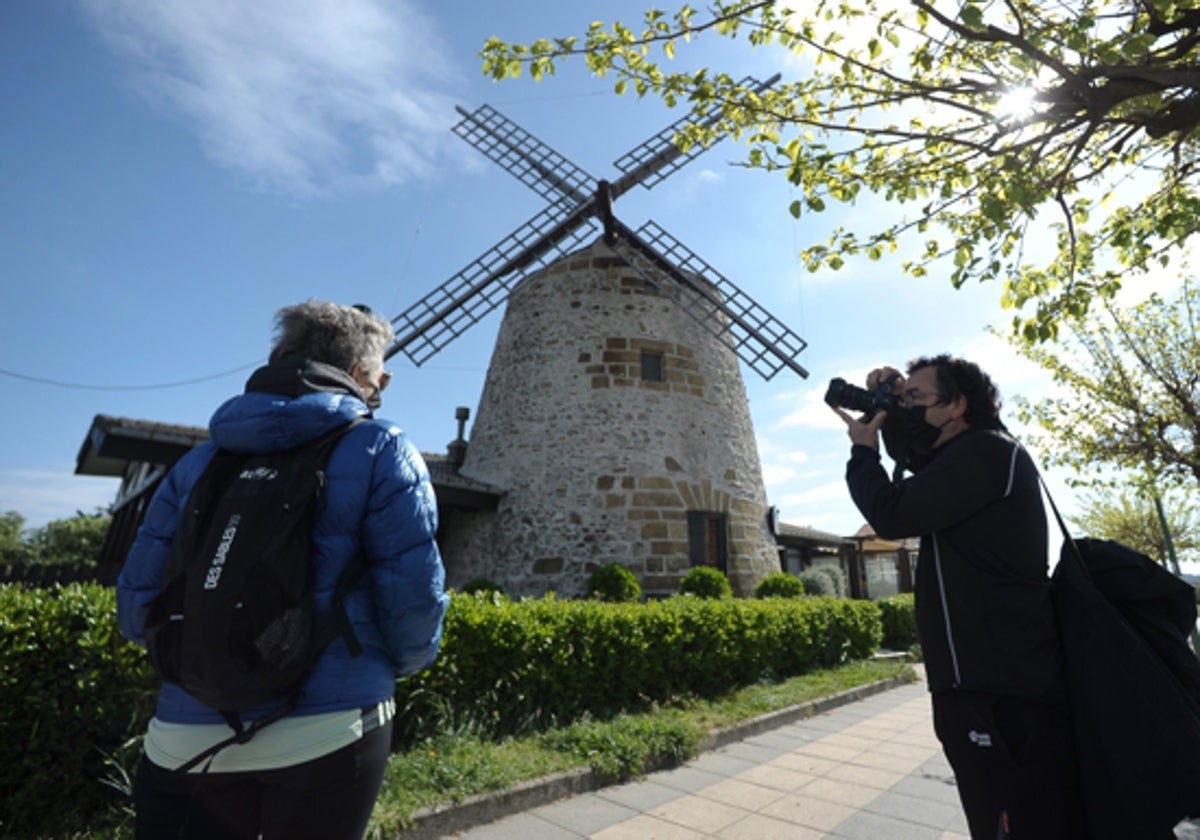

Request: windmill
left=394, top=80, right=812, bottom=597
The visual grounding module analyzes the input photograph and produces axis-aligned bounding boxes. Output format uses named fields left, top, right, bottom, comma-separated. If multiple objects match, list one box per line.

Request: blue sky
left=0, top=0, right=1108, bottom=537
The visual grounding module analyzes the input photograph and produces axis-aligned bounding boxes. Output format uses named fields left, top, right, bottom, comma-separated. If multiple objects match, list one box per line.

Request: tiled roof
left=423, top=453, right=505, bottom=495
left=776, top=522, right=855, bottom=544
left=76, top=414, right=210, bottom=477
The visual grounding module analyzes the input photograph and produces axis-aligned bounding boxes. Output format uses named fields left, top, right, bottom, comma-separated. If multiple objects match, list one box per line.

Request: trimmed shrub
left=798, top=569, right=833, bottom=596
left=814, top=565, right=848, bottom=597
left=585, top=563, right=642, bottom=603
left=677, top=566, right=733, bottom=599
left=754, top=573, right=805, bottom=599
left=394, top=592, right=883, bottom=743
left=877, top=592, right=917, bottom=650
left=0, top=583, right=157, bottom=838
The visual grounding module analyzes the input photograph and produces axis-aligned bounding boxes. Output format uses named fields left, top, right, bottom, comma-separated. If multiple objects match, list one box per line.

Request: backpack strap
left=175, top=698, right=300, bottom=775
left=1035, top=470, right=1095, bottom=585
left=309, top=417, right=370, bottom=659
left=322, top=553, right=369, bottom=657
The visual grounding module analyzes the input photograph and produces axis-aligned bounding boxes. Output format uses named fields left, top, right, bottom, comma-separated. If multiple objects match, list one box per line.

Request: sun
left=996, top=86, right=1039, bottom=120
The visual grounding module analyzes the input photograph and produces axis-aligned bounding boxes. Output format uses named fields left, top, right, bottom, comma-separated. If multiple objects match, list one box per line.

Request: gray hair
left=269, top=300, right=394, bottom=375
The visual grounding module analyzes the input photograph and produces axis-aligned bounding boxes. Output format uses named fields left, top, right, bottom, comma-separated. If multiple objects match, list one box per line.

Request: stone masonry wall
left=442, top=240, right=778, bottom=598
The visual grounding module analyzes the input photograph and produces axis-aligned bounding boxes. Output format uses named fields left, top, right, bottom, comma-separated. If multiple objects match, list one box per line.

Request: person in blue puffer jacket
left=118, top=299, right=449, bottom=840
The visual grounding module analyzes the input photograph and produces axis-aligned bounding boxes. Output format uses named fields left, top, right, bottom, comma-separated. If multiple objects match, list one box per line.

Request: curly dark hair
left=907, top=354, right=1001, bottom=427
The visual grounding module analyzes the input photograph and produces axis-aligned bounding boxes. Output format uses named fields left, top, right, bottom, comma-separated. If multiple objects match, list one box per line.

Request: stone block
left=638, top=476, right=674, bottom=490
left=631, top=491, right=684, bottom=508
left=640, top=522, right=669, bottom=539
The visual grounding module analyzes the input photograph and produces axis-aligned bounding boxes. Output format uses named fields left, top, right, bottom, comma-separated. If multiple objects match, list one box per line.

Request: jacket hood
left=208, top=357, right=370, bottom=453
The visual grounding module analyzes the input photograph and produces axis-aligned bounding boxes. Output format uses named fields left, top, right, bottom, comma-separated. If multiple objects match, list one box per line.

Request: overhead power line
left=0, top=361, right=262, bottom=391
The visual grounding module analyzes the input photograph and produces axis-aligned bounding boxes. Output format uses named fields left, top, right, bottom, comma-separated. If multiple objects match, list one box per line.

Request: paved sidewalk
left=445, top=678, right=970, bottom=839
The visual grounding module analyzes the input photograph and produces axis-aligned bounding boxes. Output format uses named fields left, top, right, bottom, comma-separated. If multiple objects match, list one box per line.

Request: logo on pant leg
left=968, top=730, right=993, bottom=747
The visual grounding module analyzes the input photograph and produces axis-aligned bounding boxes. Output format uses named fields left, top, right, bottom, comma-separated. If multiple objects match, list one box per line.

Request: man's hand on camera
left=832, top=406, right=888, bottom=449
left=866, top=366, right=903, bottom=394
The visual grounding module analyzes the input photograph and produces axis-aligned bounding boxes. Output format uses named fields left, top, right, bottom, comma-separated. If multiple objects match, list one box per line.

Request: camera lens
left=824, top=378, right=876, bottom=413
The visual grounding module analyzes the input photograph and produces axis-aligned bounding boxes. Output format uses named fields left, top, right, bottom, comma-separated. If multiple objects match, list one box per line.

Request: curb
left=398, top=671, right=918, bottom=839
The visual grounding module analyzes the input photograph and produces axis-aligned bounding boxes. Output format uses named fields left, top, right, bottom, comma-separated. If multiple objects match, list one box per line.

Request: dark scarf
left=244, top=357, right=369, bottom=408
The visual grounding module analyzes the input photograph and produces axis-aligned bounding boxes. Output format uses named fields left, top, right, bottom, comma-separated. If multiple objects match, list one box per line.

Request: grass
left=67, top=658, right=916, bottom=839
left=367, top=658, right=915, bottom=838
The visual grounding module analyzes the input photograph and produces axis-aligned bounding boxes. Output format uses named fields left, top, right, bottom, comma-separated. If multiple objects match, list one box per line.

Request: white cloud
left=0, top=470, right=119, bottom=530
left=82, top=0, right=459, bottom=195
left=761, top=463, right=796, bottom=487
left=776, top=383, right=847, bottom=431
left=779, top=479, right=849, bottom=508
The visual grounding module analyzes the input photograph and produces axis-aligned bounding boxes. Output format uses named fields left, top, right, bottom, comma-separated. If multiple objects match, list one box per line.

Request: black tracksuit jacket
left=846, top=427, right=1064, bottom=702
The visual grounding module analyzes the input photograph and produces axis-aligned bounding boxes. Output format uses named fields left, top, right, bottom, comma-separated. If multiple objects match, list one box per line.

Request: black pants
left=133, top=720, right=392, bottom=840
left=932, top=690, right=1086, bottom=840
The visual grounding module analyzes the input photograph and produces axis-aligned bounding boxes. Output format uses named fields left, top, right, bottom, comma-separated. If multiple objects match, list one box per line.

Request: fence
left=0, top=562, right=101, bottom=587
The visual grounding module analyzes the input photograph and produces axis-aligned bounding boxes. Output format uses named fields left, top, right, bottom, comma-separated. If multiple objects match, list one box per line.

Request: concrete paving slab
left=427, top=672, right=1200, bottom=839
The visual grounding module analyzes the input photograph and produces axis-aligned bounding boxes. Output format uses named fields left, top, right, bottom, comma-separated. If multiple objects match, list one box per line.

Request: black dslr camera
left=823, top=374, right=901, bottom=416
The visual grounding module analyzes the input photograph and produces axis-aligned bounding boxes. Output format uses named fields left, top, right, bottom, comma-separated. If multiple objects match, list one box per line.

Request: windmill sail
left=387, top=198, right=598, bottom=364
left=610, top=74, right=780, bottom=197
left=604, top=219, right=809, bottom=381
left=452, top=104, right=593, bottom=207
left=389, top=74, right=808, bottom=380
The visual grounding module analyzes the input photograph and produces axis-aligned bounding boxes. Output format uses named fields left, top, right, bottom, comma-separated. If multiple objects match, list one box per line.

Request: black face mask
left=901, top=404, right=947, bottom=456
left=363, top=391, right=383, bottom=413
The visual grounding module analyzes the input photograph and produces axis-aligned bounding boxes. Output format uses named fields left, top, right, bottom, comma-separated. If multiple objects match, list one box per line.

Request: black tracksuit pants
left=932, top=690, right=1087, bottom=839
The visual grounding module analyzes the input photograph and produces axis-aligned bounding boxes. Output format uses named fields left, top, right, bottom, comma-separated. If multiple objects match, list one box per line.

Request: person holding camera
left=830, top=354, right=1085, bottom=840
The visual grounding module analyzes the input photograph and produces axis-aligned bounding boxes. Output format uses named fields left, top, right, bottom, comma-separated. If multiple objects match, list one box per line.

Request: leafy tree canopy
left=481, top=0, right=1200, bottom=339
left=0, top=509, right=111, bottom=566
left=1072, top=490, right=1199, bottom=567
left=0, top=511, right=24, bottom=564
left=25, top=509, right=111, bottom=566
left=1011, top=279, right=1199, bottom=490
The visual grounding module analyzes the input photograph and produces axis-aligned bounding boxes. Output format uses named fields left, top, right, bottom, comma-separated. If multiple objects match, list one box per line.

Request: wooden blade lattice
left=389, top=72, right=807, bottom=379
left=453, top=105, right=594, bottom=206
left=387, top=199, right=599, bottom=364
left=607, top=219, right=809, bottom=380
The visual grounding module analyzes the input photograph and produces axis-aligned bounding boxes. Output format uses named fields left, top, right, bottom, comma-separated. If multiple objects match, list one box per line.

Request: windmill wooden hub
left=389, top=84, right=811, bottom=597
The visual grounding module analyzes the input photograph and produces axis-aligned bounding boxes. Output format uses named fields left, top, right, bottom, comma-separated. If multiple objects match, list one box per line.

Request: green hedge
left=0, top=583, right=889, bottom=837
left=0, top=583, right=156, bottom=838
left=877, top=593, right=918, bottom=650
left=394, top=593, right=883, bottom=743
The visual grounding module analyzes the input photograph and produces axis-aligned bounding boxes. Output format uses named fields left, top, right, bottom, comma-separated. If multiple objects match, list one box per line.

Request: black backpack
left=143, top=420, right=365, bottom=771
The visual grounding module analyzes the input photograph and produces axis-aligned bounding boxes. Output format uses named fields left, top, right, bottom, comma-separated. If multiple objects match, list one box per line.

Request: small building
left=75, top=415, right=210, bottom=585
left=851, top=524, right=917, bottom=599
left=774, top=522, right=860, bottom=596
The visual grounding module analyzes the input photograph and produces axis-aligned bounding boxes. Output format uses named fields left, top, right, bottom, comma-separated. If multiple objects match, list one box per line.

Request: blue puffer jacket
left=117, top=358, right=449, bottom=724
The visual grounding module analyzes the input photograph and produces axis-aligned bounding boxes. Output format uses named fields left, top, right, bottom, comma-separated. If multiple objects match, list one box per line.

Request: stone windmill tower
left=387, top=81, right=810, bottom=597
